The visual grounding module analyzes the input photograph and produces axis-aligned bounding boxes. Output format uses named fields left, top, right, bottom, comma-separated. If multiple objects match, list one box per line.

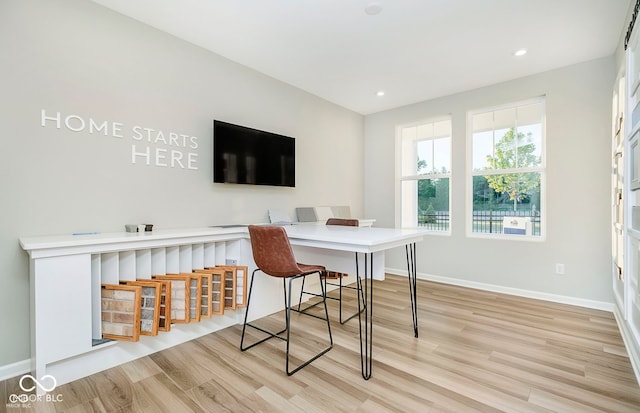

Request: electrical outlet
left=555, top=263, right=565, bottom=275
left=225, top=258, right=238, bottom=266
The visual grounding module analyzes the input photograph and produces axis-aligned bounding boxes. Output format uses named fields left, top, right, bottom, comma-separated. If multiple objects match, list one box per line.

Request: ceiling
left=91, top=0, right=631, bottom=115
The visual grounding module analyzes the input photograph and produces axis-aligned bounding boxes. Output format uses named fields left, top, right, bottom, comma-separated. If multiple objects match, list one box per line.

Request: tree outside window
left=485, top=127, right=541, bottom=211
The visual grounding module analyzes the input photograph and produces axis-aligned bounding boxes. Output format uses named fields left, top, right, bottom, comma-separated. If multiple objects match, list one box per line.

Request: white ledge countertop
left=19, top=227, right=250, bottom=256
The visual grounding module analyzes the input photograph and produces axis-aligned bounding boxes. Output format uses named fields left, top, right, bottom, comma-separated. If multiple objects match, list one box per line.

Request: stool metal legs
left=297, top=269, right=365, bottom=324
left=241, top=269, right=333, bottom=375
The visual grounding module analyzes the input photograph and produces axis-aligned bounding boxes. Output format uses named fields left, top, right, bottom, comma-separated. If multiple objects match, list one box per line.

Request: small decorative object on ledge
left=125, top=224, right=153, bottom=232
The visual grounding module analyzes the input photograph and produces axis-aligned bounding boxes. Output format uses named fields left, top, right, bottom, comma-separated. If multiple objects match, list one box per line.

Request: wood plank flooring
left=2, top=275, right=640, bottom=412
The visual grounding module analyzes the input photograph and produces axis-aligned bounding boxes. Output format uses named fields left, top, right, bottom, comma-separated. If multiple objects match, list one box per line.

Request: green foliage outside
left=483, top=127, right=541, bottom=211
left=416, top=158, right=449, bottom=216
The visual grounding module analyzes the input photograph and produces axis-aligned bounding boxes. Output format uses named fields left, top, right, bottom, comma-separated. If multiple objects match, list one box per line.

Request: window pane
left=402, top=178, right=450, bottom=231
left=514, top=124, right=542, bottom=168
left=416, top=139, right=433, bottom=174
left=491, top=127, right=517, bottom=170
left=433, top=137, right=451, bottom=173
left=524, top=123, right=542, bottom=164
left=472, top=130, right=493, bottom=170
left=485, top=126, right=544, bottom=170
left=472, top=172, right=541, bottom=236
left=516, top=103, right=543, bottom=168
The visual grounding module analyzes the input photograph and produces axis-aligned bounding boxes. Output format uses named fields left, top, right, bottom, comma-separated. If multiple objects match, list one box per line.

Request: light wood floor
left=3, top=275, right=640, bottom=412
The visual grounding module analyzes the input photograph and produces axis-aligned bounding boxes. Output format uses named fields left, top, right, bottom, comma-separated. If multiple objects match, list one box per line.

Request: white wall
left=0, top=0, right=363, bottom=369
left=365, top=57, right=615, bottom=304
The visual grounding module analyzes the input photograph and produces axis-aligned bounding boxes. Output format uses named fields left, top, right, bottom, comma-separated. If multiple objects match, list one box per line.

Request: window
left=397, top=117, right=451, bottom=232
left=468, top=98, right=545, bottom=238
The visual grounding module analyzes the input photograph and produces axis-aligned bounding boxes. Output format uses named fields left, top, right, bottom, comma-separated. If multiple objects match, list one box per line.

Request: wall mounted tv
left=213, top=120, right=295, bottom=187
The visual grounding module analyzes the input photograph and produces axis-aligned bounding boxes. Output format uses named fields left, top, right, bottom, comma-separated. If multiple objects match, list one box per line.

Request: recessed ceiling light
left=365, top=3, right=382, bottom=16
left=376, top=90, right=385, bottom=97
left=514, top=49, right=527, bottom=57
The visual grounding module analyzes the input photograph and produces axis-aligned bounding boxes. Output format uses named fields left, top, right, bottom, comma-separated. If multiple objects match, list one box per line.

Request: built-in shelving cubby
left=20, top=227, right=256, bottom=389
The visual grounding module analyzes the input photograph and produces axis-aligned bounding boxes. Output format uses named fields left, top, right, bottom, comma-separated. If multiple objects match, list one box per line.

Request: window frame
left=395, top=115, right=452, bottom=234
left=466, top=97, right=547, bottom=241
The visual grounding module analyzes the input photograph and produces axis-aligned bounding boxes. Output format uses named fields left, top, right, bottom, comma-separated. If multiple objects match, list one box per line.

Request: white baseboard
left=0, top=359, right=30, bottom=382
left=385, top=267, right=614, bottom=312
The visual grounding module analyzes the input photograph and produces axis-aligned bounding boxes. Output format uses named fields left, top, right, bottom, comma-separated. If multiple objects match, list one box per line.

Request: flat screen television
left=213, top=120, right=295, bottom=187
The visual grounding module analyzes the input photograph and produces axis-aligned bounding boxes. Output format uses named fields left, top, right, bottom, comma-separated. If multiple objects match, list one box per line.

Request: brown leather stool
left=241, top=225, right=333, bottom=375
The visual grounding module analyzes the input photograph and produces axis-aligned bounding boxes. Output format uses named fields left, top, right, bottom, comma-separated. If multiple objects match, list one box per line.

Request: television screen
left=213, top=120, right=295, bottom=187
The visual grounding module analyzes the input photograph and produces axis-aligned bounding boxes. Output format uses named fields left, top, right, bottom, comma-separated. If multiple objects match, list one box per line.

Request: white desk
left=284, top=224, right=423, bottom=252
left=283, top=225, right=425, bottom=379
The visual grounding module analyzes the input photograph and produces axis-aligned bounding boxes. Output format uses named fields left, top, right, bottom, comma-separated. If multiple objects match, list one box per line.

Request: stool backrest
left=326, top=218, right=359, bottom=227
left=248, top=225, right=302, bottom=278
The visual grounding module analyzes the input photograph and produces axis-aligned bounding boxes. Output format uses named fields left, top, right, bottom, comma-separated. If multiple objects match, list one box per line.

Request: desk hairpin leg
left=406, top=242, right=419, bottom=338
left=356, top=243, right=418, bottom=380
left=356, top=251, right=374, bottom=380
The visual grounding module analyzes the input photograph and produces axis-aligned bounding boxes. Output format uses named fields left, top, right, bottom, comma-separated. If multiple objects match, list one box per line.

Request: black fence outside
left=418, top=210, right=541, bottom=235
left=418, top=211, right=450, bottom=231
